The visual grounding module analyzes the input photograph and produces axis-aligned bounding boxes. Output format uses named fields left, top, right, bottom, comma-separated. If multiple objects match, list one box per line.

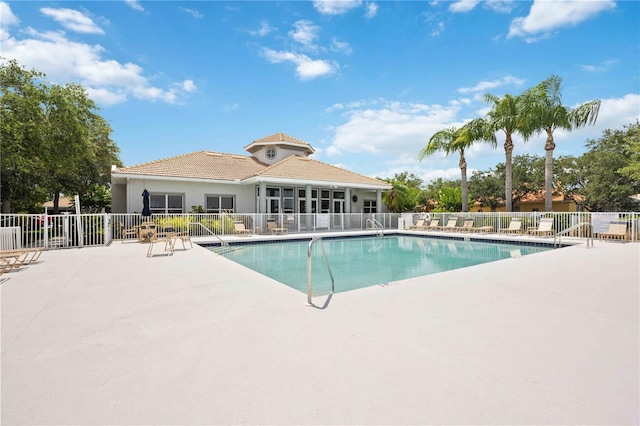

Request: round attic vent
left=266, top=147, right=277, bottom=160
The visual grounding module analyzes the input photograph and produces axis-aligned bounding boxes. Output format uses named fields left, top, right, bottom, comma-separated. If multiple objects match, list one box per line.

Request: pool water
left=214, top=235, right=552, bottom=293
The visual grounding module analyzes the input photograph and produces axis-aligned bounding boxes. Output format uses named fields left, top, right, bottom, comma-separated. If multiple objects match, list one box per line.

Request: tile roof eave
left=111, top=172, right=245, bottom=185
left=241, top=175, right=391, bottom=190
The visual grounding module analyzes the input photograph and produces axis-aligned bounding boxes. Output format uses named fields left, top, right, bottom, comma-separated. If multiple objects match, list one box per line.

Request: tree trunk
left=459, top=150, right=468, bottom=212
left=53, top=192, right=60, bottom=215
left=1, top=196, right=11, bottom=213
left=504, top=132, right=514, bottom=212
left=544, top=130, right=556, bottom=212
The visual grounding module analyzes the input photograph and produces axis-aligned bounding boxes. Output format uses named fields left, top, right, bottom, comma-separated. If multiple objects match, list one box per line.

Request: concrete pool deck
left=1, top=234, right=638, bottom=425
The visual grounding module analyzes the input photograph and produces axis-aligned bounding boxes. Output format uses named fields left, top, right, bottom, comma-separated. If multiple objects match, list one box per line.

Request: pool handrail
left=554, top=222, right=593, bottom=248
left=307, top=237, right=335, bottom=307
left=187, top=222, right=229, bottom=247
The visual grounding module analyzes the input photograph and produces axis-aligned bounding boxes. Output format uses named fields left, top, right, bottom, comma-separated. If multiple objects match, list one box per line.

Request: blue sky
left=2, top=0, right=639, bottom=184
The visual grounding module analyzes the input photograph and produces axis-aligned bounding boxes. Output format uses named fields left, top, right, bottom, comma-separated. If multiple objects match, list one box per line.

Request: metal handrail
left=307, top=237, right=335, bottom=306
left=187, top=222, right=229, bottom=247
left=365, top=218, right=384, bottom=236
left=365, top=218, right=383, bottom=229
left=554, top=222, right=593, bottom=248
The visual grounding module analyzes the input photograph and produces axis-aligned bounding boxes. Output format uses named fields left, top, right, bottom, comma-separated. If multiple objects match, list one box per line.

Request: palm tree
left=520, top=75, right=601, bottom=211
left=419, top=118, right=495, bottom=212
left=483, top=93, right=523, bottom=212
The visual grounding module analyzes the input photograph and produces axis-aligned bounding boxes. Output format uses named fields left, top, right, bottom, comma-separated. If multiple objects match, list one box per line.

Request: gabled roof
left=113, top=151, right=266, bottom=181
left=254, top=155, right=389, bottom=187
left=244, top=132, right=314, bottom=155
left=112, top=151, right=390, bottom=188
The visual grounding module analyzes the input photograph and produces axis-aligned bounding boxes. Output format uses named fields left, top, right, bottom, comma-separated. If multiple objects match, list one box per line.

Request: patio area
left=1, top=236, right=638, bottom=425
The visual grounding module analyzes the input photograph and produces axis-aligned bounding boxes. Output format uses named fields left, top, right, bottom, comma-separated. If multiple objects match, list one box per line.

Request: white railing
left=1, top=211, right=637, bottom=250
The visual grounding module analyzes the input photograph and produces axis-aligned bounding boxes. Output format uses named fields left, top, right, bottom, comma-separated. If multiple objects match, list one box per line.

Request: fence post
left=104, top=213, right=110, bottom=246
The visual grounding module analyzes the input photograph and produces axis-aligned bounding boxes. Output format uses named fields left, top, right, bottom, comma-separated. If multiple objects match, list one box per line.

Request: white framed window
left=206, top=195, right=235, bottom=213
left=150, top=193, right=184, bottom=214
left=363, top=200, right=377, bottom=214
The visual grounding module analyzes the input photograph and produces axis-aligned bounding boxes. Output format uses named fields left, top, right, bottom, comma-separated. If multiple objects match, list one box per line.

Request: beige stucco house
left=111, top=132, right=391, bottom=215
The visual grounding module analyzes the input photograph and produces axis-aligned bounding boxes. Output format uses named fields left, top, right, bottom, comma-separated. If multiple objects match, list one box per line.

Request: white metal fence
left=1, top=211, right=638, bottom=250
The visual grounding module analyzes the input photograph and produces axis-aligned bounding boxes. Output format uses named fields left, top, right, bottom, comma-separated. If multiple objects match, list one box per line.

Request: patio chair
left=146, top=229, right=176, bottom=257
left=0, top=254, right=21, bottom=275
left=174, top=230, right=193, bottom=250
left=470, top=221, right=494, bottom=233
left=527, top=218, right=555, bottom=236
left=422, top=219, right=440, bottom=230
left=454, top=219, right=475, bottom=232
left=233, top=221, right=253, bottom=236
left=118, top=222, right=138, bottom=243
left=500, top=218, right=523, bottom=234
left=599, top=221, right=628, bottom=241
left=266, top=218, right=287, bottom=235
left=0, top=248, right=43, bottom=266
left=408, top=219, right=425, bottom=230
left=437, top=218, right=459, bottom=231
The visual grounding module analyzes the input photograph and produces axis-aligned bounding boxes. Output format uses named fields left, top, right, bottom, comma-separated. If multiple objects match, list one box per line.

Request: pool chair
left=408, top=219, right=425, bottom=230
left=500, top=218, right=522, bottom=234
left=470, top=222, right=494, bottom=233
left=454, top=219, right=475, bottom=232
left=472, top=225, right=494, bottom=233
left=422, top=219, right=440, bottom=230
left=527, top=218, right=555, bottom=236
left=266, top=219, right=287, bottom=235
left=599, top=221, right=628, bottom=241
left=233, top=221, right=253, bottom=236
left=437, top=218, right=459, bottom=231
left=0, top=248, right=44, bottom=266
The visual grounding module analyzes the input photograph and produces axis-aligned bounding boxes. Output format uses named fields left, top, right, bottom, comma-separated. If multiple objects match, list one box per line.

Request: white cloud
left=181, top=80, right=197, bottom=92
left=364, top=3, right=378, bottom=18
left=248, top=21, right=275, bottom=36
left=40, top=7, right=105, bottom=34
left=431, top=22, right=444, bottom=37
left=0, top=2, right=19, bottom=27
left=313, top=0, right=363, bottom=15
left=289, top=20, right=320, bottom=52
left=457, top=75, right=525, bottom=94
left=331, top=37, right=353, bottom=55
left=261, top=48, right=336, bottom=80
left=1, top=14, right=194, bottom=106
left=579, top=59, right=617, bottom=73
left=224, top=103, right=239, bottom=111
left=181, top=8, right=203, bottom=19
left=124, top=0, right=144, bottom=12
left=551, top=93, right=640, bottom=147
left=508, top=0, right=616, bottom=41
left=485, top=0, right=515, bottom=14
left=449, top=0, right=480, bottom=13
left=325, top=100, right=463, bottom=156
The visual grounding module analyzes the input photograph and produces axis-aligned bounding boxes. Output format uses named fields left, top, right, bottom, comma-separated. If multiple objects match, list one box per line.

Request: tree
left=483, top=93, right=524, bottom=212
left=520, top=75, right=601, bottom=211
left=419, top=118, right=495, bottom=212
left=0, top=58, right=121, bottom=213
left=0, top=58, right=48, bottom=212
left=381, top=172, right=426, bottom=212
left=469, top=169, right=504, bottom=211
left=575, top=123, right=640, bottom=211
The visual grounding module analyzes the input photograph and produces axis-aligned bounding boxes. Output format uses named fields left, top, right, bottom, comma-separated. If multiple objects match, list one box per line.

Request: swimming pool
left=212, top=235, right=554, bottom=294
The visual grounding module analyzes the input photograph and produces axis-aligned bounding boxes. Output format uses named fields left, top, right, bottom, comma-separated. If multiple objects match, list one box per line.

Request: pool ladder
left=554, top=222, right=593, bottom=248
left=187, top=222, right=232, bottom=252
left=306, top=237, right=335, bottom=307
left=365, top=218, right=385, bottom=237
